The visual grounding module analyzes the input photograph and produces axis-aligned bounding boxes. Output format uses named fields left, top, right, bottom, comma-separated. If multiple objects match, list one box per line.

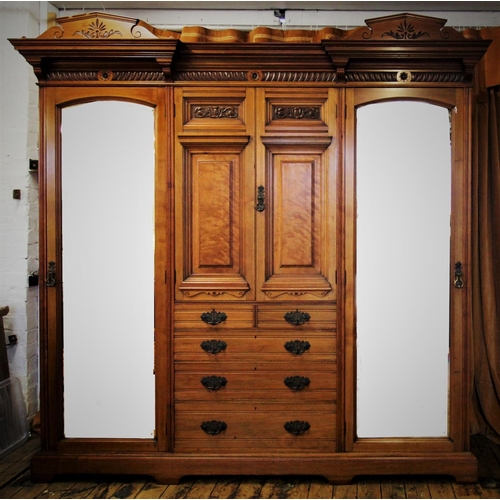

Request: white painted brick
left=0, top=1, right=44, bottom=415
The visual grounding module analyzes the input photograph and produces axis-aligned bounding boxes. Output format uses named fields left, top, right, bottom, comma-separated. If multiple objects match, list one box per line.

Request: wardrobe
left=11, top=11, right=490, bottom=484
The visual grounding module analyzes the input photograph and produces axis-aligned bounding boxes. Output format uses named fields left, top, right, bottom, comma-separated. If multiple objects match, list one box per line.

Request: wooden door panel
left=177, top=147, right=252, bottom=299
left=258, top=137, right=334, bottom=300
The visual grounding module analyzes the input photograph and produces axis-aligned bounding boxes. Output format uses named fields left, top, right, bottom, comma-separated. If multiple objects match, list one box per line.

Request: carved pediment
left=38, top=12, right=162, bottom=39
left=346, top=13, right=469, bottom=41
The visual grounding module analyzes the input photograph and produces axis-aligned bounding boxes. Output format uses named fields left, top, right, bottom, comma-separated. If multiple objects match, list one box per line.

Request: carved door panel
left=255, top=89, right=337, bottom=301
left=174, top=88, right=256, bottom=301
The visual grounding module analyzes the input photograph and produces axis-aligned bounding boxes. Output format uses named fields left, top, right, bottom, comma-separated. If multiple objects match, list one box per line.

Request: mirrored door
left=61, top=101, right=156, bottom=439
left=355, top=100, right=451, bottom=438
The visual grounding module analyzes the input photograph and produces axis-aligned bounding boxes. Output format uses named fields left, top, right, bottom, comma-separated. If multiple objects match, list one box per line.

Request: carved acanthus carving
left=381, top=19, right=430, bottom=40
left=193, top=106, right=239, bottom=118
left=273, top=107, right=320, bottom=120
left=74, top=18, right=122, bottom=39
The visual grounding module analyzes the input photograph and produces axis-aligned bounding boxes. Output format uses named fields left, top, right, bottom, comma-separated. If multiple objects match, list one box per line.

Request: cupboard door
left=345, top=88, right=472, bottom=451
left=256, top=89, right=338, bottom=301
left=174, top=88, right=255, bottom=301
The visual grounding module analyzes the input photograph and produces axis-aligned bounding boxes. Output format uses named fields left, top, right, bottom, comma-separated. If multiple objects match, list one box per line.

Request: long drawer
left=174, top=405, right=336, bottom=453
left=174, top=334, right=336, bottom=362
left=175, top=369, right=337, bottom=401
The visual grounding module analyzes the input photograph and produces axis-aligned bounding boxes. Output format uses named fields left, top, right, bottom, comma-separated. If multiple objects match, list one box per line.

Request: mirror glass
left=62, top=101, right=155, bottom=438
left=356, top=101, right=450, bottom=438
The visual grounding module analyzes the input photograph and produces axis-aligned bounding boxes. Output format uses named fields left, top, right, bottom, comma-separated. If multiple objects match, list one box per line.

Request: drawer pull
left=201, top=420, right=227, bottom=435
left=200, top=339, right=227, bottom=354
left=201, top=309, right=228, bottom=325
left=284, top=340, right=311, bottom=355
left=284, top=309, right=311, bottom=326
left=201, top=376, right=227, bottom=391
left=284, top=420, right=311, bottom=436
left=284, top=376, right=310, bottom=391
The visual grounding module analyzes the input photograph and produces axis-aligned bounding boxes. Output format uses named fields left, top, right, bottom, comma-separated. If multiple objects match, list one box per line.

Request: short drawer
left=257, top=304, right=336, bottom=330
left=174, top=303, right=255, bottom=330
left=174, top=407, right=337, bottom=453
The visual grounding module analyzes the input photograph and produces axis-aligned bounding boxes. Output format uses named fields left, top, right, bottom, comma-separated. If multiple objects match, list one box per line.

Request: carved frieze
left=45, top=70, right=165, bottom=82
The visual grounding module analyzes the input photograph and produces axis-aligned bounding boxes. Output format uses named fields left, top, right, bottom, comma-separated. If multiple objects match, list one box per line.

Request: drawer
left=257, top=304, right=336, bottom=330
left=175, top=370, right=337, bottom=401
left=174, top=303, right=255, bottom=330
left=174, top=334, right=336, bottom=362
left=174, top=407, right=336, bottom=453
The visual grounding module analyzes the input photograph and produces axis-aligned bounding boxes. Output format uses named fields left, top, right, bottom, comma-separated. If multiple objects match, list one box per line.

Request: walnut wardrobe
left=11, top=12, right=490, bottom=484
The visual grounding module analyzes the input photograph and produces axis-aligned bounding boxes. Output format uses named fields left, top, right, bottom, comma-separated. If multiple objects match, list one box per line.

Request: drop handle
left=256, top=185, right=265, bottom=212
left=284, top=340, right=311, bottom=355
left=201, top=420, right=227, bottom=435
left=284, top=310, right=311, bottom=326
left=284, top=376, right=310, bottom=391
left=45, top=261, right=56, bottom=287
left=201, top=309, right=227, bottom=325
left=454, top=261, right=464, bottom=288
left=200, top=339, right=227, bottom=354
left=284, top=420, right=310, bottom=436
left=201, top=376, right=227, bottom=391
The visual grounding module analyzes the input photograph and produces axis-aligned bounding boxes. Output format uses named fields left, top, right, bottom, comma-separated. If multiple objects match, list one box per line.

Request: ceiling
left=48, top=1, right=500, bottom=11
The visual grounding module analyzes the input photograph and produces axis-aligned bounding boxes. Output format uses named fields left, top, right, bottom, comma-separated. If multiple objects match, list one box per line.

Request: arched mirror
left=61, top=101, right=156, bottom=438
left=356, top=100, right=451, bottom=438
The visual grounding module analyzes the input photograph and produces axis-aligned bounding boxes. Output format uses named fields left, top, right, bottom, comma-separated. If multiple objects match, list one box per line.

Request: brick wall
left=0, top=1, right=46, bottom=421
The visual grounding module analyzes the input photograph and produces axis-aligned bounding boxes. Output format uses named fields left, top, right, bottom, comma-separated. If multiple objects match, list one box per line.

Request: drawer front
left=174, top=334, right=336, bottom=362
left=174, top=304, right=255, bottom=330
left=257, top=304, right=336, bottom=330
left=174, top=408, right=336, bottom=453
left=175, top=369, right=337, bottom=401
